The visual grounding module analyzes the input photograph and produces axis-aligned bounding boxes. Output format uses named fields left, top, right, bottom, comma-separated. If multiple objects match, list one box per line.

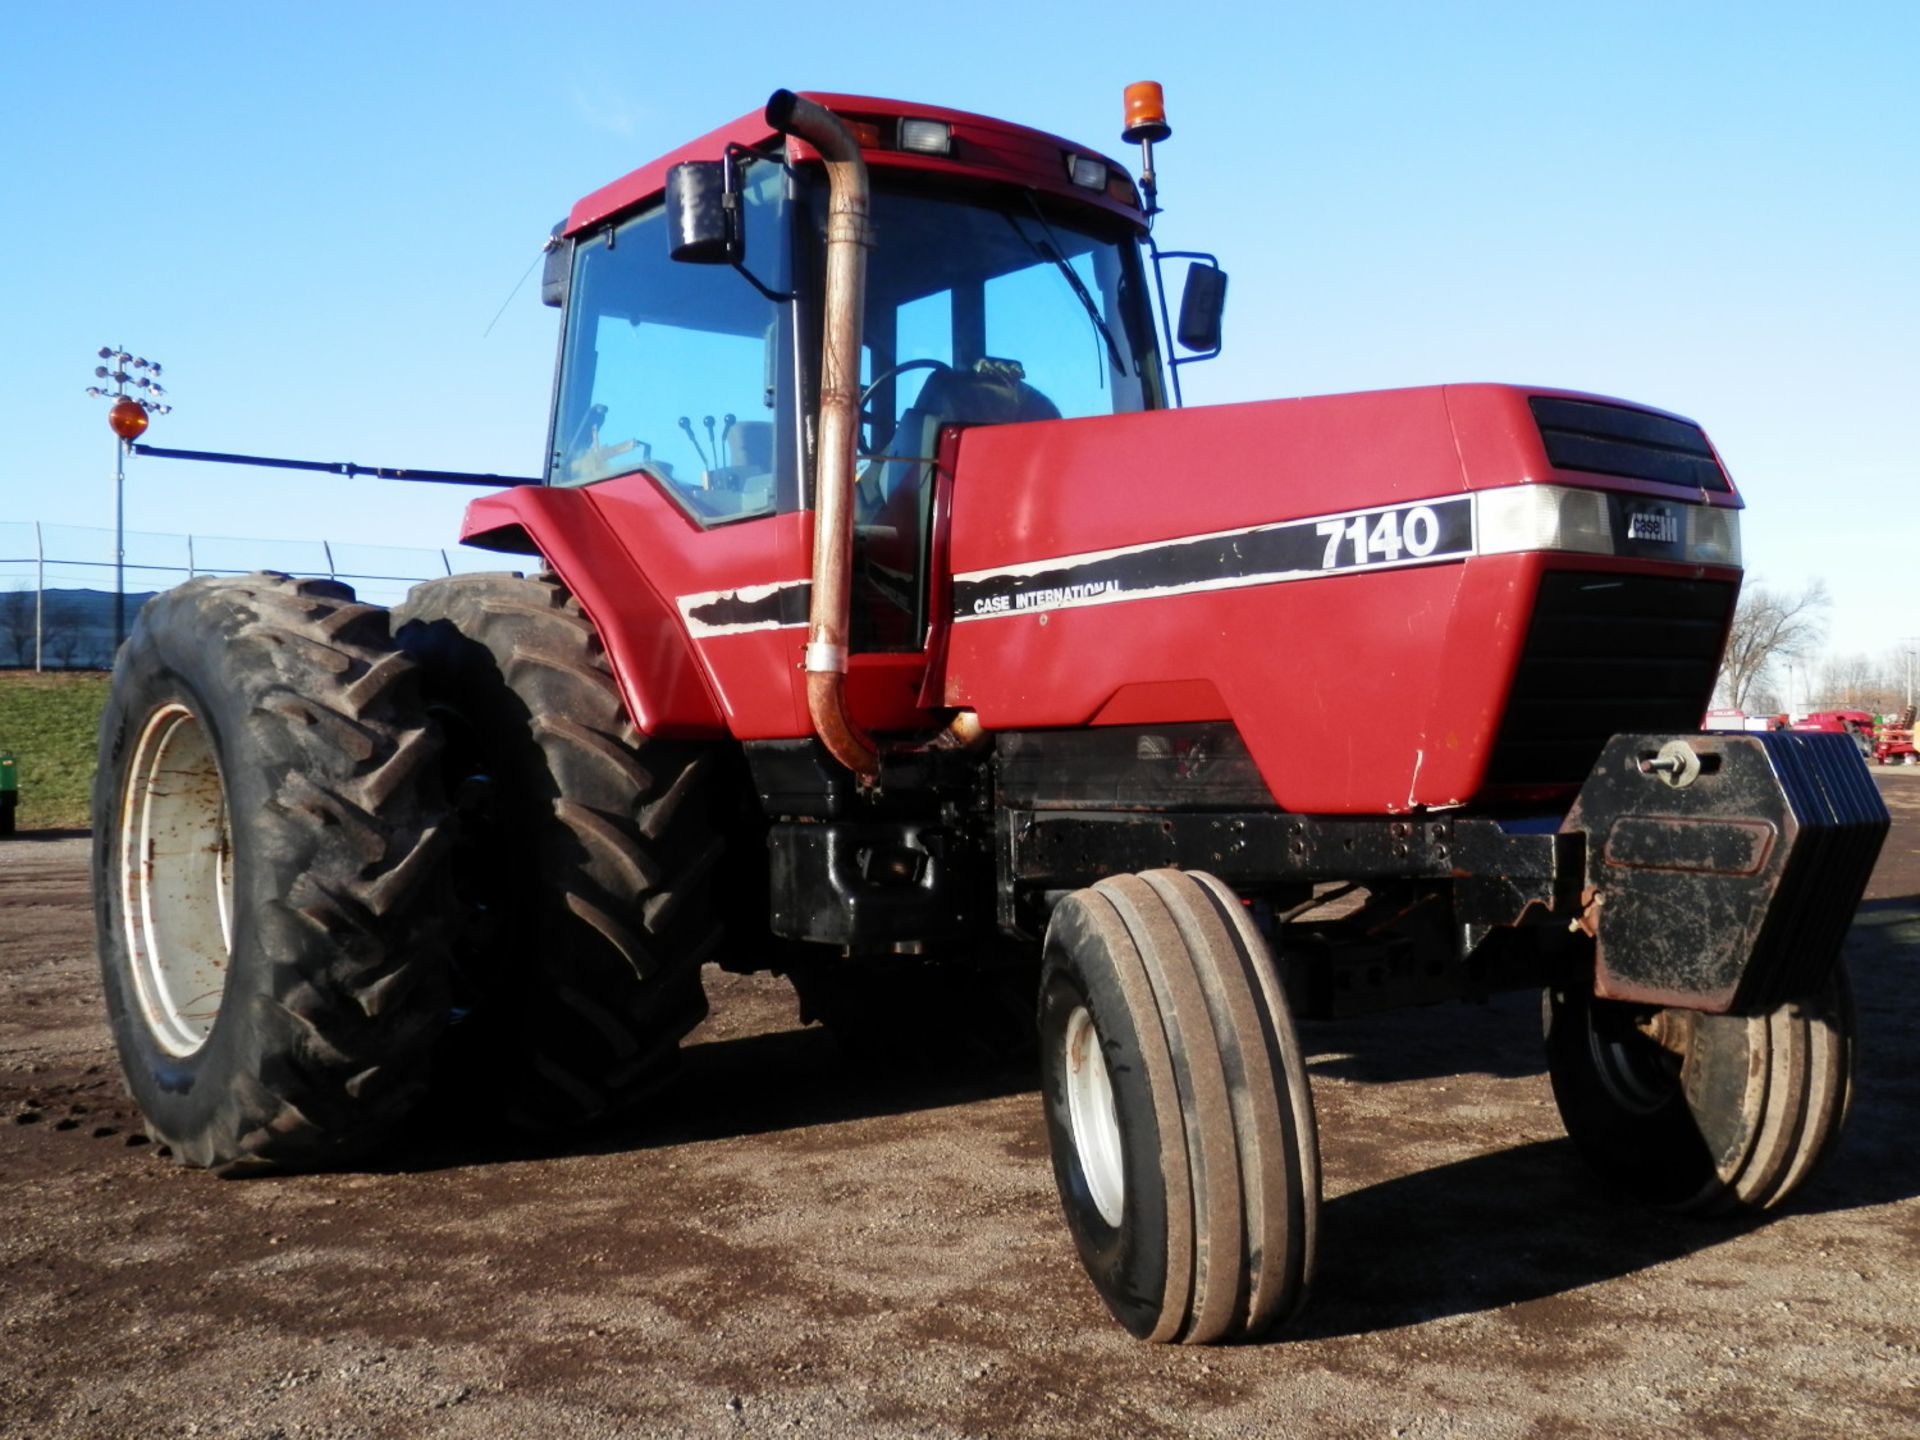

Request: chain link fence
left=0, top=521, right=499, bottom=670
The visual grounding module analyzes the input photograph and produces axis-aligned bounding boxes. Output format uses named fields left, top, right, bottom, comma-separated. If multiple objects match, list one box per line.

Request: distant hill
left=0, top=588, right=159, bottom=670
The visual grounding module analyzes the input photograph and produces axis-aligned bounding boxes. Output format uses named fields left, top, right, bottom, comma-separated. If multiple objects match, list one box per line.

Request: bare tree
left=1716, top=578, right=1830, bottom=712
left=39, top=593, right=94, bottom=670
left=0, top=586, right=32, bottom=667
left=1815, top=652, right=1905, bottom=714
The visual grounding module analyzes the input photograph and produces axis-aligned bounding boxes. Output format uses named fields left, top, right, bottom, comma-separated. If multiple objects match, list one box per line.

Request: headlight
left=1685, top=504, right=1742, bottom=566
left=1476, top=485, right=1614, bottom=556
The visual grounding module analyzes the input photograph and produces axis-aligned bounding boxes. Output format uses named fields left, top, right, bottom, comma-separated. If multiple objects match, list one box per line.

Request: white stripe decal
left=951, top=493, right=1478, bottom=622
left=676, top=579, right=810, bottom=638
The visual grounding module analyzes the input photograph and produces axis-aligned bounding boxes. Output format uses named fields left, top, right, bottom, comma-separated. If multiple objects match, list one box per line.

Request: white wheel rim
left=1063, top=1005, right=1125, bottom=1226
left=119, top=703, right=233, bottom=1057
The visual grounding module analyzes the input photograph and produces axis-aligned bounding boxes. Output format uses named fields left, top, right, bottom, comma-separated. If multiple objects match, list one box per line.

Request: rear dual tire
left=393, top=573, right=722, bottom=1130
left=94, top=575, right=449, bottom=1173
left=1040, top=869, right=1319, bottom=1344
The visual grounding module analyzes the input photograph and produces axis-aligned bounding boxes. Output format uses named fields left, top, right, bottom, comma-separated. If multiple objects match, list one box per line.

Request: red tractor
left=93, top=86, right=1888, bottom=1344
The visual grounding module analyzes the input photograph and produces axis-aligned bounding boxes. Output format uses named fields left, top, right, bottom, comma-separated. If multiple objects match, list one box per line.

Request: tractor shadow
left=1797, top=899, right=1920, bottom=1215
left=1298, top=987, right=1548, bottom=1085
left=388, top=1020, right=1040, bottom=1175
left=1296, top=1104, right=1918, bottom=1342
left=1292, top=900, right=1920, bottom=1339
left=383, top=901, right=1920, bottom=1340
left=1293, top=1137, right=1762, bottom=1340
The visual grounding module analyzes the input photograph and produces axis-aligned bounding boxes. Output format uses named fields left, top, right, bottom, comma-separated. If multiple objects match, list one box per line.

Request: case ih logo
left=1627, top=508, right=1679, bottom=544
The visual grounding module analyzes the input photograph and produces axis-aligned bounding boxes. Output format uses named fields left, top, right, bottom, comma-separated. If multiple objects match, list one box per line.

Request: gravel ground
left=2, top=772, right=1917, bottom=1439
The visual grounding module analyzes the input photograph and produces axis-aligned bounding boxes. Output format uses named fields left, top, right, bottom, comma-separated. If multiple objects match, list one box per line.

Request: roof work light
left=898, top=118, right=952, bottom=155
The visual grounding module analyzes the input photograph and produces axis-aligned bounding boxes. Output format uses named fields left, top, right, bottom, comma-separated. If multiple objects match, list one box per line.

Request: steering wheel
left=858, top=358, right=952, bottom=457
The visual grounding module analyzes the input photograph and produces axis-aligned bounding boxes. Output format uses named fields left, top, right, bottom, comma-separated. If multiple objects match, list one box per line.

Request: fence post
left=33, top=521, right=43, bottom=673
left=187, top=534, right=196, bottom=580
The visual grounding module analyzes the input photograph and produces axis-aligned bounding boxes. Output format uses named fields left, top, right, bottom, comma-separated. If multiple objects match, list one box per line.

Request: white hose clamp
left=805, top=641, right=848, bottom=674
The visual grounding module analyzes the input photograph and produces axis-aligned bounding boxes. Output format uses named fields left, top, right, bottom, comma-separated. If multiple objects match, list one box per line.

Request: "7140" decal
left=1314, top=500, right=1471, bottom=571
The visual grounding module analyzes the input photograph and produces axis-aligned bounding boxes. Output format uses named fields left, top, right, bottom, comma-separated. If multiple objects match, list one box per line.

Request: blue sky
left=2, top=4, right=1914, bottom=658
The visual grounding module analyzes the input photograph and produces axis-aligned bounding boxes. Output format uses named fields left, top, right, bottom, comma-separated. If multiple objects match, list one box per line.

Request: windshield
left=802, top=178, right=1162, bottom=652
left=548, top=156, right=795, bottom=523
left=839, top=180, right=1165, bottom=465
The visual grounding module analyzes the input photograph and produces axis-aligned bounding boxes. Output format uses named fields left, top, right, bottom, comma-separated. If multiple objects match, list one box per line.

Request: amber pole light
left=86, top=345, right=171, bottom=649
left=108, top=397, right=150, bottom=441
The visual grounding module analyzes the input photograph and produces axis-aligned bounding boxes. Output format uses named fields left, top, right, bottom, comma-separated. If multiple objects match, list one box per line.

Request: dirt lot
left=3, top=774, right=1917, bottom=1439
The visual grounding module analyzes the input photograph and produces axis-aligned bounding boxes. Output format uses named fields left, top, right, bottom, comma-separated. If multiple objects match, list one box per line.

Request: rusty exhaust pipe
left=764, top=89, right=880, bottom=787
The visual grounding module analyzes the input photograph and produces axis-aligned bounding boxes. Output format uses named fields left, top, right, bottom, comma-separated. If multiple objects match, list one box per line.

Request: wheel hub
left=119, top=703, right=233, bottom=1057
left=1062, top=1005, right=1125, bottom=1225
left=1585, top=1005, right=1682, bottom=1113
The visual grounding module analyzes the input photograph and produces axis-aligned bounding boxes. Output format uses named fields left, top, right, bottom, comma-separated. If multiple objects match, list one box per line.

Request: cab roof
left=564, top=91, right=1147, bottom=238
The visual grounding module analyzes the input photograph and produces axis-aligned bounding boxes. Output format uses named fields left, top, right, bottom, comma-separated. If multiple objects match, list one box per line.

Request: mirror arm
left=731, top=261, right=793, bottom=304
left=1145, top=233, right=1184, bottom=405
left=1147, top=243, right=1225, bottom=405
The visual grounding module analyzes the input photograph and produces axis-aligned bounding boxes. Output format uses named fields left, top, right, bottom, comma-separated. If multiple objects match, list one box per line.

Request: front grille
left=1530, top=396, right=1729, bottom=492
left=1483, top=572, right=1736, bottom=788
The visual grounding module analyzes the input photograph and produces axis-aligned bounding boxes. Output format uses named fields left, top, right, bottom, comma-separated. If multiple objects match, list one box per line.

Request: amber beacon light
left=1121, top=81, right=1171, bottom=213
left=1121, top=81, right=1171, bottom=144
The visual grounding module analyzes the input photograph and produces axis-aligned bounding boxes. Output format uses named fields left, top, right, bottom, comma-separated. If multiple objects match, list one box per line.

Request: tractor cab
left=540, top=94, right=1175, bottom=658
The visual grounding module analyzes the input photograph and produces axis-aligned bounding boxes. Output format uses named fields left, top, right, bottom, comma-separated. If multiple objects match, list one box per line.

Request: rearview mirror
left=540, top=221, right=571, bottom=308
left=666, top=161, right=741, bottom=264
left=1176, top=263, right=1228, bottom=354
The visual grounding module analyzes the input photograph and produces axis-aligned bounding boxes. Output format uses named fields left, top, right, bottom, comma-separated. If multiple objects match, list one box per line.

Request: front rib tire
left=1544, top=963, right=1855, bottom=1213
left=1039, top=869, right=1320, bottom=1343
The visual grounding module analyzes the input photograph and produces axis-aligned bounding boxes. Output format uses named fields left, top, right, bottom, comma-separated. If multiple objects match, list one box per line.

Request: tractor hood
left=939, top=383, right=1743, bottom=812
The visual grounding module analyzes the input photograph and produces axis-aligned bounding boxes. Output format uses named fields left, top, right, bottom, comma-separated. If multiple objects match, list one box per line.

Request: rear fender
left=462, top=486, right=726, bottom=737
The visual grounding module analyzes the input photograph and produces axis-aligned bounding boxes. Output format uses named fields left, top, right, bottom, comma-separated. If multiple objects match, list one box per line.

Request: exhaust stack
left=764, top=89, right=881, bottom=786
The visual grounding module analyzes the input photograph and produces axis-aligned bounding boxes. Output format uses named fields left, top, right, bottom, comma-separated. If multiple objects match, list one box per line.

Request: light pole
left=85, top=347, right=170, bottom=650
left=1903, top=636, right=1918, bottom=711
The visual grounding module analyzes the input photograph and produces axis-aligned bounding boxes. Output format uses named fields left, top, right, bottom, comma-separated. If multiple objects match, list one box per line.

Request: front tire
left=1039, top=869, right=1319, bottom=1343
left=93, top=575, right=449, bottom=1172
left=1544, top=963, right=1854, bottom=1212
left=393, top=573, right=721, bottom=1129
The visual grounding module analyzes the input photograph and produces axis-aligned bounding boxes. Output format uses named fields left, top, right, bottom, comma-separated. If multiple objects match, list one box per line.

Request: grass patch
left=0, top=671, right=111, bottom=831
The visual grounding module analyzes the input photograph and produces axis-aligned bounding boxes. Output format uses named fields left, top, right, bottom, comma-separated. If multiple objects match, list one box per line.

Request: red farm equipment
left=92, top=86, right=1889, bottom=1344
left=1789, top=708, right=1877, bottom=759
left=1868, top=705, right=1918, bottom=766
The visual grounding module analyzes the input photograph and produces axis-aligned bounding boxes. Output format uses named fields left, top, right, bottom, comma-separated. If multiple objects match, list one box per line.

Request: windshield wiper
left=1003, top=198, right=1129, bottom=378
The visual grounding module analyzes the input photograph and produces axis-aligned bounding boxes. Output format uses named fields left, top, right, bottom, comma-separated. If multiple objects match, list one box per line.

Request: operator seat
left=868, top=358, right=1059, bottom=514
